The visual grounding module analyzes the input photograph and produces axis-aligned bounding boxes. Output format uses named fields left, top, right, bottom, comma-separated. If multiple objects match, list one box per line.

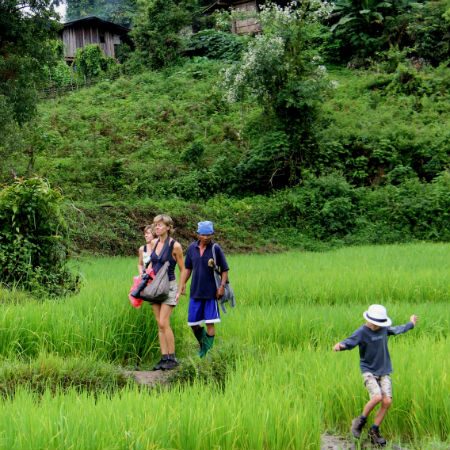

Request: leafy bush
left=317, top=65, right=450, bottom=185
left=45, top=60, right=77, bottom=88
left=222, top=2, right=332, bottom=191
left=234, top=130, right=293, bottom=194
left=354, top=170, right=450, bottom=243
left=324, top=0, right=450, bottom=64
left=406, top=0, right=450, bottom=66
left=74, top=44, right=120, bottom=81
left=184, top=29, right=248, bottom=61
left=282, top=172, right=357, bottom=240
left=131, top=0, right=191, bottom=70
left=279, top=171, right=450, bottom=244
left=181, top=141, right=205, bottom=164
left=0, top=177, right=78, bottom=296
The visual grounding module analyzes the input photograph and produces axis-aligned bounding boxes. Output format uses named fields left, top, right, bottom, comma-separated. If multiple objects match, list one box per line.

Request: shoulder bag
left=140, top=239, right=174, bottom=303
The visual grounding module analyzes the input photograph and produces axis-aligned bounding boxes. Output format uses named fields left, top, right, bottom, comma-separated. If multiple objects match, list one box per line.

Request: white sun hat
left=363, top=304, right=392, bottom=327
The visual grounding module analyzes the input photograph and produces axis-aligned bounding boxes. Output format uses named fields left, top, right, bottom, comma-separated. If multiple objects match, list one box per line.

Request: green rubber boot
left=194, top=327, right=206, bottom=350
left=199, top=334, right=214, bottom=358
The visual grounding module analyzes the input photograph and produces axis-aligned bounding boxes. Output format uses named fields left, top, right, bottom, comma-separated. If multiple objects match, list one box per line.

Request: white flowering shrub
left=221, top=1, right=333, bottom=193
left=222, top=1, right=331, bottom=116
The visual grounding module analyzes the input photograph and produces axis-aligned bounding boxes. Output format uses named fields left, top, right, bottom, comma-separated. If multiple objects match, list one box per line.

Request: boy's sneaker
left=369, top=428, right=387, bottom=447
left=350, top=417, right=366, bottom=438
left=161, top=358, right=179, bottom=370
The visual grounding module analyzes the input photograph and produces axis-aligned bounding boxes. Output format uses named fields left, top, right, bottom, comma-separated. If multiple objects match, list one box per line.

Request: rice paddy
left=0, top=242, right=448, bottom=449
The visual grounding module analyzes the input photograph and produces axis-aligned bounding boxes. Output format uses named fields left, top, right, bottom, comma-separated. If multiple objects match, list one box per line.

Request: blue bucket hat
left=197, top=221, right=214, bottom=235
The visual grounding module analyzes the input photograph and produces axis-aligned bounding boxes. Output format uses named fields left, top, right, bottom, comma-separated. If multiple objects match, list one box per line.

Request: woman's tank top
left=150, top=238, right=176, bottom=281
left=142, top=245, right=151, bottom=266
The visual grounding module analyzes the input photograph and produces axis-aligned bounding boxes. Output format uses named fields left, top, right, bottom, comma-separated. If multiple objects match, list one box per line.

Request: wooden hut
left=203, top=1, right=291, bottom=34
left=203, top=1, right=261, bottom=34
left=59, top=17, right=129, bottom=62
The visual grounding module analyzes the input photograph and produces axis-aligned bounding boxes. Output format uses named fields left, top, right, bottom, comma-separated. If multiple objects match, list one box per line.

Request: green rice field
left=0, top=243, right=448, bottom=449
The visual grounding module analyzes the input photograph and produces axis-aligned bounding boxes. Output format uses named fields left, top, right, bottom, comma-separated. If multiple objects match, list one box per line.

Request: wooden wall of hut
left=61, top=25, right=121, bottom=59
left=231, top=1, right=261, bottom=34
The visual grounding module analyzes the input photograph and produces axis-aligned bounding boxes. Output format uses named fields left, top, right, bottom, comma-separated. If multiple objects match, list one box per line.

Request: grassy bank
left=3, top=59, right=448, bottom=255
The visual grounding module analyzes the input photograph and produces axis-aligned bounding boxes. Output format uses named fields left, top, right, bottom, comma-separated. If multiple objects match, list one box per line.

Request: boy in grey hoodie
left=333, top=304, right=418, bottom=446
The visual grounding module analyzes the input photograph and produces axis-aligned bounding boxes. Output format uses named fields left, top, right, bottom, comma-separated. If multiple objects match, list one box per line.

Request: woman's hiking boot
left=161, top=359, right=179, bottom=370
left=153, top=357, right=166, bottom=371
left=161, top=354, right=179, bottom=370
left=199, top=334, right=214, bottom=358
left=369, top=427, right=387, bottom=446
left=350, top=417, right=366, bottom=438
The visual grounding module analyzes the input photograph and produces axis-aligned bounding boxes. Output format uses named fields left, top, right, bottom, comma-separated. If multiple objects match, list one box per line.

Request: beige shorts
left=148, top=281, right=178, bottom=307
left=362, top=372, right=392, bottom=398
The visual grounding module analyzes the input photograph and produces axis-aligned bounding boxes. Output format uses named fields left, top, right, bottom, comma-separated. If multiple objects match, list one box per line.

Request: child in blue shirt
left=333, top=304, right=418, bottom=446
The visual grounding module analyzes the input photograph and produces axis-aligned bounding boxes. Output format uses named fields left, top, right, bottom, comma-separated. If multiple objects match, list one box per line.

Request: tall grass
left=0, top=354, right=323, bottom=450
left=0, top=242, right=448, bottom=449
left=0, top=341, right=447, bottom=449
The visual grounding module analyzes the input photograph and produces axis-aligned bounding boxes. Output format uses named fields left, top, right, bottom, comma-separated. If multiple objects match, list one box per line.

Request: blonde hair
left=153, top=214, right=174, bottom=235
left=144, top=224, right=155, bottom=234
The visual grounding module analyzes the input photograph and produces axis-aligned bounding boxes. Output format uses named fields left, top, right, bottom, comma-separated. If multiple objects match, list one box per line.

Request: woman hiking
left=148, top=214, right=186, bottom=370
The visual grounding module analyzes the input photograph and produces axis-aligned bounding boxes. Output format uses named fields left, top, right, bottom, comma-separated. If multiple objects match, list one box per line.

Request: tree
left=65, top=0, right=138, bottom=27
left=0, top=0, right=62, bottom=182
left=0, top=177, right=78, bottom=296
left=222, top=1, right=332, bottom=192
left=0, top=0, right=61, bottom=131
left=327, top=0, right=422, bottom=59
left=131, top=0, right=192, bottom=69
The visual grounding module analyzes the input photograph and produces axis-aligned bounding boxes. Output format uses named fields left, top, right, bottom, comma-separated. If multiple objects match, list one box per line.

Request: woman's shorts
left=187, top=298, right=221, bottom=326
left=362, top=372, right=392, bottom=398
left=148, top=280, right=178, bottom=307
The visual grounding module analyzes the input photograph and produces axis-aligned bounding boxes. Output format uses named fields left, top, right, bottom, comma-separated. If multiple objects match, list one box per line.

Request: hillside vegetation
left=17, top=58, right=449, bottom=254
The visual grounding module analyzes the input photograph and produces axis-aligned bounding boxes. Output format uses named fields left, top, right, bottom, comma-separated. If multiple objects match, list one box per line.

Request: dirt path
left=320, top=433, right=381, bottom=450
left=321, top=433, right=409, bottom=450
left=124, top=370, right=171, bottom=387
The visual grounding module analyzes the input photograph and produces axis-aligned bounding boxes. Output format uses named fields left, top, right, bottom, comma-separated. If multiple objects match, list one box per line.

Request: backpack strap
left=212, top=243, right=220, bottom=273
left=163, top=239, right=176, bottom=264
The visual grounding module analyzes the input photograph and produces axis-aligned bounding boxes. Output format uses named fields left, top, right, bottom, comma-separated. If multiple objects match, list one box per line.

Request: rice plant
left=0, top=242, right=448, bottom=449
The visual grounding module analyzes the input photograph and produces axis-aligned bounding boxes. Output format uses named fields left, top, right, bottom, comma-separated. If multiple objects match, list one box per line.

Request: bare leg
left=158, top=304, right=175, bottom=354
left=362, top=395, right=382, bottom=418
left=206, top=323, right=215, bottom=336
left=152, top=304, right=167, bottom=355
left=373, top=397, right=392, bottom=426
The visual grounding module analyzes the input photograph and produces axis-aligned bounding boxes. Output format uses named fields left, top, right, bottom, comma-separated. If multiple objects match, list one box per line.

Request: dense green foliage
left=130, top=0, right=192, bottom=70
left=65, top=0, right=137, bottom=27
left=0, top=178, right=78, bottom=295
left=325, top=0, right=450, bottom=64
left=317, top=63, right=450, bottom=185
left=74, top=44, right=120, bottom=80
left=4, top=57, right=445, bottom=254
left=1, top=0, right=448, bottom=260
left=0, top=0, right=60, bottom=132
left=184, top=29, right=248, bottom=61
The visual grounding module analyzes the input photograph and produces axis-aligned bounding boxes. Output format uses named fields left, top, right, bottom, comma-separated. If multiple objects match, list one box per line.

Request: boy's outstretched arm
left=333, top=328, right=361, bottom=351
left=388, top=314, right=418, bottom=335
left=333, top=343, right=346, bottom=351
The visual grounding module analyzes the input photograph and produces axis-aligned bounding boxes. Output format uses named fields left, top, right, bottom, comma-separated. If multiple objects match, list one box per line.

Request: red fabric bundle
left=129, top=269, right=154, bottom=308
